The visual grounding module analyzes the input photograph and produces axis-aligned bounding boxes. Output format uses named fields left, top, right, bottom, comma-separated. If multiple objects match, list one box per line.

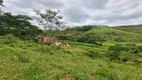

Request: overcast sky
left=3, top=0, right=142, bottom=27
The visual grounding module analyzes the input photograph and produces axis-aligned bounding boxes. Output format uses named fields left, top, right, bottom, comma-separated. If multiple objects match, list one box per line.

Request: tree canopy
left=0, top=0, right=3, bottom=5
left=0, top=12, right=42, bottom=41
left=33, top=9, right=67, bottom=30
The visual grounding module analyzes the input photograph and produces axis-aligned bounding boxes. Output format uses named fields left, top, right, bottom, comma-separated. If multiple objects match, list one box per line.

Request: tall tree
left=33, top=9, right=67, bottom=30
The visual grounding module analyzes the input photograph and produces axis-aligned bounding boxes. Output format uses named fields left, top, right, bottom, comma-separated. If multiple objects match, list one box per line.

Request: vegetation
left=34, top=9, right=67, bottom=30
left=114, top=25, right=142, bottom=34
left=59, top=26, right=142, bottom=45
left=0, top=13, right=42, bottom=41
left=0, top=0, right=3, bottom=6
left=108, top=44, right=141, bottom=63
left=0, top=35, right=142, bottom=80
left=0, top=0, right=142, bottom=80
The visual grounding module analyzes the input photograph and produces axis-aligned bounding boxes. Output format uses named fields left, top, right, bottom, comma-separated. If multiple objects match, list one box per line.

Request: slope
left=114, top=25, right=142, bottom=34
left=0, top=35, right=142, bottom=80
left=78, top=27, right=142, bottom=43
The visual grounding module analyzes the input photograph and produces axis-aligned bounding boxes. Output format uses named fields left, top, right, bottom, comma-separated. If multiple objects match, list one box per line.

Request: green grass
left=103, top=41, right=142, bottom=46
left=114, top=26, right=142, bottom=34
left=85, top=27, right=142, bottom=42
left=0, top=35, right=142, bottom=80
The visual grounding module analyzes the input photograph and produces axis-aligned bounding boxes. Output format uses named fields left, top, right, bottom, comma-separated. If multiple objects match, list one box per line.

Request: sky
left=3, top=0, right=142, bottom=27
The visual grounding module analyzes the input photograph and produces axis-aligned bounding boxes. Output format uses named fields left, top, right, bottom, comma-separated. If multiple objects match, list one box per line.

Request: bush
left=76, top=34, right=105, bottom=46
left=71, top=25, right=94, bottom=32
left=138, top=46, right=142, bottom=52
left=114, top=37, right=125, bottom=42
left=108, top=44, right=140, bottom=63
left=85, top=49, right=103, bottom=59
left=0, top=34, right=21, bottom=44
left=57, top=34, right=71, bottom=40
left=109, top=44, right=140, bottom=54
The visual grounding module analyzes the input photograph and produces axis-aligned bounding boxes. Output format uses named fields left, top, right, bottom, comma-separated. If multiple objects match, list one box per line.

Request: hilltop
left=114, top=25, right=142, bottom=34
left=62, top=26, right=142, bottom=44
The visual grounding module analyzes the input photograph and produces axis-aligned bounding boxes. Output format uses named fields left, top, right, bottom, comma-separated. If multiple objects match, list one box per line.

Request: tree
left=0, top=0, right=3, bottom=6
left=33, top=9, right=67, bottom=31
left=0, top=0, right=3, bottom=13
left=0, top=0, right=42, bottom=41
left=0, top=13, right=42, bottom=41
left=0, top=0, right=4, bottom=25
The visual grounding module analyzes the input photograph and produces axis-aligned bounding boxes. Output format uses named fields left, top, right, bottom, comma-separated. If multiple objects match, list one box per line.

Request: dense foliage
left=108, top=44, right=142, bottom=63
left=0, top=1, right=42, bottom=41
left=71, top=25, right=95, bottom=32
left=0, top=0, right=3, bottom=6
left=33, top=9, right=67, bottom=31
left=0, top=13, right=42, bottom=41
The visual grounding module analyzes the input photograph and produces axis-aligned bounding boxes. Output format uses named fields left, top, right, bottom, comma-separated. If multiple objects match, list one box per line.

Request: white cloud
left=3, top=0, right=142, bottom=27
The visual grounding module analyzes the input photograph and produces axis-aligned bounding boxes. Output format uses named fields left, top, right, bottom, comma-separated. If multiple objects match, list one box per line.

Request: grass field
left=0, top=35, right=142, bottom=80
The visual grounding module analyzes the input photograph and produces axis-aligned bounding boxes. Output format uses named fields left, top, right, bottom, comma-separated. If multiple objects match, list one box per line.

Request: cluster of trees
left=0, top=13, right=43, bottom=41
left=85, top=43, right=142, bottom=64
left=0, top=0, right=42, bottom=41
left=71, top=25, right=95, bottom=32
left=0, top=0, right=67, bottom=41
left=57, top=25, right=106, bottom=45
left=108, top=44, right=142, bottom=63
left=0, top=0, right=3, bottom=6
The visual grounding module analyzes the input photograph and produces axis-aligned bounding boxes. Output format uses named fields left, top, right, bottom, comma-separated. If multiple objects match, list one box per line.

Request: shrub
left=76, top=34, right=105, bottom=46
left=137, top=46, right=142, bottom=52
left=114, top=37, right=125, bottom=42
left=71, top=25, right=94, bottom=32
left=0, top=34, right=21, bottom=44
left=109, top=44, right=140, bottom=54
left=108, top=44, right=140, bottom=63
left=85, top=49, right=103, bottom=59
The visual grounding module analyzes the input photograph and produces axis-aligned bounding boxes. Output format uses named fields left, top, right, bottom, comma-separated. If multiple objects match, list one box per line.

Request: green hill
left=114, top=25, right=142, bottom=34
left=66, top=26, right=142, bottom=44
left=85, top=27, right=142, bottom=42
